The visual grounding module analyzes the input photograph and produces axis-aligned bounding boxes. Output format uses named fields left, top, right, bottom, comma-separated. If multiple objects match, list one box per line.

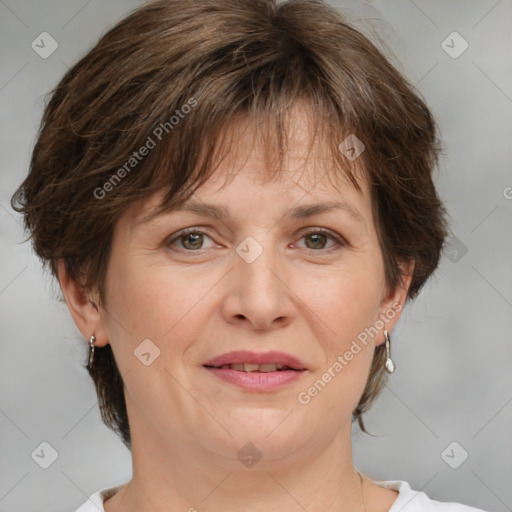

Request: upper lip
left=203, top=350, right=307, bottom=370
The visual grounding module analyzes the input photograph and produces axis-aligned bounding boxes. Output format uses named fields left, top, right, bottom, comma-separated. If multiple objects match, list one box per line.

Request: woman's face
left=85, top=108, right=410, bottom=468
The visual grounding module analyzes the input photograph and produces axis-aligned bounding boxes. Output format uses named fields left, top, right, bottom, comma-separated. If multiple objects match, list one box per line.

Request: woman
left=11, top=0, right=489, bottom=510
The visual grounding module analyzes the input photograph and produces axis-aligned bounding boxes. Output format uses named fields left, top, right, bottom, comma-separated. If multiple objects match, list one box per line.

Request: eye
left=166, top=228, right=216, bottom=251
left=294, top=228, right=346, bottom=252
left=165, top=227, right=346, bottom=253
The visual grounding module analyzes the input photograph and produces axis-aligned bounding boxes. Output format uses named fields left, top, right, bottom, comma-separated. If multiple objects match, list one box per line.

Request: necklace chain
left=358, top=471, right=367, bottom=512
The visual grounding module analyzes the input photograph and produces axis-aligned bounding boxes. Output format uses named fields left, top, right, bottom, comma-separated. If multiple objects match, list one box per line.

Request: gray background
left=0, top=0, right=511, bottom=511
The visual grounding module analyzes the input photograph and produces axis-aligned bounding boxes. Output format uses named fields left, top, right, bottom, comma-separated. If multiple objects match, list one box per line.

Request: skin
left=59, top=101, right=413, bottom=512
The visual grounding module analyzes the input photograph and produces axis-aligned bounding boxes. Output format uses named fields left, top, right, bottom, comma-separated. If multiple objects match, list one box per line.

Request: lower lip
left=204, top=367, right=306, bottom=391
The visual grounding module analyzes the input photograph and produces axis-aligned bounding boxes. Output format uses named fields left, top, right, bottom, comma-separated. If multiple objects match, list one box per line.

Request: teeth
left=212, top=363, right=295, bottom=372
left=256, top=364, right=278, bottom=372
left=219, top=363, right=292, bottom=372
left=244, top=363, right=261, bottom=372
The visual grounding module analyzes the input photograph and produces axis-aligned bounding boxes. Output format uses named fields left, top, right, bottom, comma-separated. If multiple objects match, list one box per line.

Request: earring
left=87, top=335, right=96, bottom=370
left=383, top=330, right=395, bottom=374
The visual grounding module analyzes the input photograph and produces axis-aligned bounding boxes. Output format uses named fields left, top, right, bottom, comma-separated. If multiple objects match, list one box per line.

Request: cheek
left=301, top=266, right=383, bottom=343
left=103, top=256, right=215, bottom=345
left=298, top=274, right=378, bottom=413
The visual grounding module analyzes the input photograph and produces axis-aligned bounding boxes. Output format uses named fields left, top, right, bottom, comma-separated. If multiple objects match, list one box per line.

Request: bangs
left=142, top=95, right=366, bottom=223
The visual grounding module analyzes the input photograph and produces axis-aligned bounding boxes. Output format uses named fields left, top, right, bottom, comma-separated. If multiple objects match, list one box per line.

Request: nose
left=221, top=238, right=295, bottom=331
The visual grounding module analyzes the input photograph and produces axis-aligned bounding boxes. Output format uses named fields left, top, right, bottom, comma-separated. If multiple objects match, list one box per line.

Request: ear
left=374, top=259, right=415, bottom=346
left=57, top=259, right=109, bottom=347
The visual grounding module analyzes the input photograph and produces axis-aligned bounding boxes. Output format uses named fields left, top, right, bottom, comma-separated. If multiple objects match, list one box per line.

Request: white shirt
left=73, top=479, right=489, bottom=511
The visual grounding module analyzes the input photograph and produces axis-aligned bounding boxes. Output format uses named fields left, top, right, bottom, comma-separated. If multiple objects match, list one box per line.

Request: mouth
left=203, top=350, right=307, bottom=370
left=202, top=351, right=307, bottom=392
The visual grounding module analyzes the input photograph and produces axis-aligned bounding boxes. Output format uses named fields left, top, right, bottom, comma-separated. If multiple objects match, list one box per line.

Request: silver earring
left=87, top=335, right=96, bottom=370
left=384, top=330, right=395, bottom=374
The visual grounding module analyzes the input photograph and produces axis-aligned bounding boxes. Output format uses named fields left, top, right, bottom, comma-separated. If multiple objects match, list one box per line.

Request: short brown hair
left=11, top=0, right=449, bottom=449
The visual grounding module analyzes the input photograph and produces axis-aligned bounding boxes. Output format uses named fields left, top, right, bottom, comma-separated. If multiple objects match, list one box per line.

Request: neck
left=105, top=419, right=365, bottom=512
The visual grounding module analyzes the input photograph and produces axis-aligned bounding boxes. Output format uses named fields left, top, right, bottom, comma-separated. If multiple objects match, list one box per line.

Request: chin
left=217, top=438, right=307, bottom=471
left=223, top=408, right=297, bottom=439
left=203, top=419, right=308, bottom=468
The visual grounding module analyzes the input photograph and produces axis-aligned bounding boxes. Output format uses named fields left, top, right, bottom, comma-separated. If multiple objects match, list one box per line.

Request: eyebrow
left=139, top=199, right=364, bottom=225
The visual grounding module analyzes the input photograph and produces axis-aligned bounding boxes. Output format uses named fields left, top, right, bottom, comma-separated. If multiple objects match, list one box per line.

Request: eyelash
left=165, top=227, right=346, bottom=254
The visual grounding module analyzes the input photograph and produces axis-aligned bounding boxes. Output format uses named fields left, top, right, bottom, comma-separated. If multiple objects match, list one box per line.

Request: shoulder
left=72, top=485, right=122, bottom=512
left=373, top=479, right=490, bottom=512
